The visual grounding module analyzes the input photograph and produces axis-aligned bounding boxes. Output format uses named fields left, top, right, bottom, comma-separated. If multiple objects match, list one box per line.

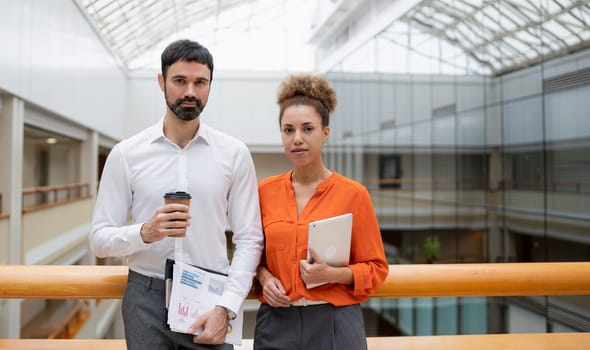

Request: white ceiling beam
left=315, top=0, right=422, bottom=72
left=72, top=0, right=128, bottom=76
left=308, top=0, right=366, bottom=45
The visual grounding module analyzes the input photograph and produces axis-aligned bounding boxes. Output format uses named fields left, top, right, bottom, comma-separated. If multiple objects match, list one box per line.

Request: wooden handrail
left=363, top=177, right=590, bottom=186
left=21, top=183, right=90, bottom=195
left=2, top=333, right=590, bottom=350
left=0, top=265, right=128, bottom=299
left=372, top=262, right=590, bottom=298
left=1, top=263, right=589, bottom=299
left=0, top=263, right=589, bottom=350
left=362, top=178, right=590, bottom=194
left=501, top=179, right=590, bottom=187
left=21, top=183, right=91, bottom=214
left=47, top=300, right=90, bottom=339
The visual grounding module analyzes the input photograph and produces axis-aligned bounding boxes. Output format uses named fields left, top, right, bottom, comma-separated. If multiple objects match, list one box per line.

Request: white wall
left=2, top=0, right=589, bottom=151
left=0, top=0, right=128, bottom=140
left=22, top=141, right=37, bottom=188
left=126, top=71, right=284, bottom=150
left=251, top=154, right=291, bottom=180
left=124, top=74, right=164, bottom=137
left=49, top=143, right=78, bottom=185
left=206, top=72, right=282, bottom=149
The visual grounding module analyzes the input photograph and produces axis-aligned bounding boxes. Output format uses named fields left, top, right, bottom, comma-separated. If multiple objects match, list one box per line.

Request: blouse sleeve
left=348, top=186, right=389, bottom=297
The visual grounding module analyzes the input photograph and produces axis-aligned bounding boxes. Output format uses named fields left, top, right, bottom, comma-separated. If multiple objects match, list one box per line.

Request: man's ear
left=157, top=73, right=165, bottom=91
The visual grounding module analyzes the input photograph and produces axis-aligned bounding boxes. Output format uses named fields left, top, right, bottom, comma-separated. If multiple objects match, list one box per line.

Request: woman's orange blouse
left=258, top=171, right=389, bottom=307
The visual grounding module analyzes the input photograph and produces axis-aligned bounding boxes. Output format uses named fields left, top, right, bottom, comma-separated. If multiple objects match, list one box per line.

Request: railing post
left=0, top=95, right=25, bottom=338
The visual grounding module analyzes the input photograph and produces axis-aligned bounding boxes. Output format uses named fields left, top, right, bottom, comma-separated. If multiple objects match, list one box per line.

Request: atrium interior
left=0, top=0, right=589, bottom=344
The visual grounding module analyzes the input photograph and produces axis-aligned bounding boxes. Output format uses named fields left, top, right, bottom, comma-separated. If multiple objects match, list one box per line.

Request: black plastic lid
left=163, top=191, right=191, bottom=199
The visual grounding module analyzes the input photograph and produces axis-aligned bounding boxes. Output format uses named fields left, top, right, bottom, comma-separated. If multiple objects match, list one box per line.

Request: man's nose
left=184, top=83, right=197, bottom=97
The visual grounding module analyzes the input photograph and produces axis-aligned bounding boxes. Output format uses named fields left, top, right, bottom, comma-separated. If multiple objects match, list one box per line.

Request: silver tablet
left=306, top=213, right=353, bottom=288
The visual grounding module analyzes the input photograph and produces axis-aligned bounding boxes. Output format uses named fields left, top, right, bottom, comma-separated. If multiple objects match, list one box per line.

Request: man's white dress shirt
left=90, top=119, right=263, bottom=314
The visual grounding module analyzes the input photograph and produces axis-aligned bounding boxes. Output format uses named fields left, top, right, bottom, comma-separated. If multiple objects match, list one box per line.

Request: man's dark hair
left=161, top=39, right=214, bottom=81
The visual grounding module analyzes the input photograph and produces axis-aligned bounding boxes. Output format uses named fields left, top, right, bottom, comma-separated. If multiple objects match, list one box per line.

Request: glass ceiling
left=77, top=0, right=315, bottom=72
left=77, top=0, right=590, bottom=76
left=395, top=0, right=590, bottom=75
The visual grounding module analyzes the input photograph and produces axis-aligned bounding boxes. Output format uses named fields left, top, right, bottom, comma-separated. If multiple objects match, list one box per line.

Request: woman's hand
left=299, top=248, right=333, bottom=286
left=300, top=248, right=353, bottom=286
left=257, top=266, right=291, bottom=307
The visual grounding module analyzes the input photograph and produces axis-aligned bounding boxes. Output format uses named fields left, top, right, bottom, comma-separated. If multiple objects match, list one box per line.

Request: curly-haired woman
left=254, top=74, right=389, bottom=350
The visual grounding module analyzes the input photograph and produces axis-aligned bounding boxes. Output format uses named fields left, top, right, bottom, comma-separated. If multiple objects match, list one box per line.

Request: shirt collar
left=316, top=171, right=336, bottom=192
left=147, top=117, right=211, bottom=146
left=285, top=169, right=336, bottom=193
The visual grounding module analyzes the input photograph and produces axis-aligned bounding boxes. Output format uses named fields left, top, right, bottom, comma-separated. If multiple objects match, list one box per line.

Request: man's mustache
left=175, top=97, right=203, bottom=109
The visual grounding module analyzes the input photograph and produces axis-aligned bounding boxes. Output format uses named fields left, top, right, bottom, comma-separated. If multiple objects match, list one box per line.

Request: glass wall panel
left=461, top=297, right=487, bottom=334
left=415, top=298, right=434, bottom=335
left=398, top=298, right=414, bottom=335
left=325, top=0, right=590, bottom=339
left=436, top=297, right=458, bottom=335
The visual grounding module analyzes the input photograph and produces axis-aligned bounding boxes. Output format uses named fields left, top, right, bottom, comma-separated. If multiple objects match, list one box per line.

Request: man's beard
left=166, top=95, right=204, bottom=121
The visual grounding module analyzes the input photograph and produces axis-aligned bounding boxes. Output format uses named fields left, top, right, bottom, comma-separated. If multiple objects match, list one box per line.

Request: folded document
left=166, top=260, right=243, bottom=345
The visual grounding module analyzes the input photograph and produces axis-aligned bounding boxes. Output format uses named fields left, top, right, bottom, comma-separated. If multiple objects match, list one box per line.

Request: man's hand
left=188, top=306, right=229, bottom=345
left=140, top=204, right=191, bottom=243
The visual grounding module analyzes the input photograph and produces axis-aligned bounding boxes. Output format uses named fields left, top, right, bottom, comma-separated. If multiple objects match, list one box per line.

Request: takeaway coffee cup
left=163, top=191, right=191, bottom=237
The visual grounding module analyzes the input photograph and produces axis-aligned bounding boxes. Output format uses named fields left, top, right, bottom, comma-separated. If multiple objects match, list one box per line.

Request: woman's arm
left=347, top=187, right=389, bottom=296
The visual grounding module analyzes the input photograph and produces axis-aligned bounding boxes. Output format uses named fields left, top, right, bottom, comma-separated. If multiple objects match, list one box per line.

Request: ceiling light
left=46, top=138, right=57, bottom=144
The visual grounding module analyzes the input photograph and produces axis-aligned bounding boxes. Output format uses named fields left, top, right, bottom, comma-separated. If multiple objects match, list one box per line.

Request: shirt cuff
left=218, top=290, right=243, bottom=315
left=127, top=223, right=151, bottom=249
left=349, top=264, right=369, bottom=296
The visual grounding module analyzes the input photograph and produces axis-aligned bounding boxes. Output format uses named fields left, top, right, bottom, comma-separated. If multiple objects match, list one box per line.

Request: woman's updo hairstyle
left=277, top=74, right=337, bottom=127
